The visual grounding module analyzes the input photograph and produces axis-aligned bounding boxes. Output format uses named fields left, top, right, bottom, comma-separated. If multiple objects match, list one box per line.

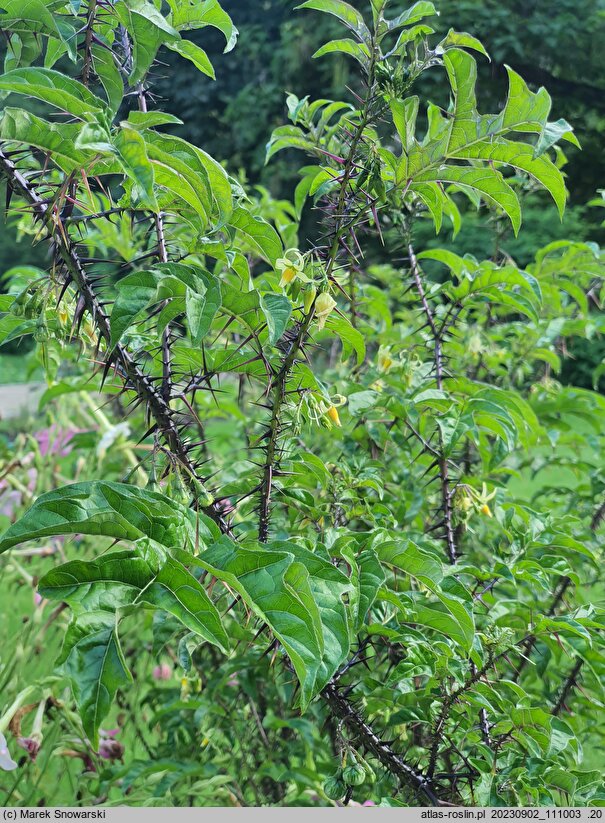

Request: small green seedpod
left=362, top=761, right=376, bottom=784
left=34, top=321, right=50, bottom=342
left=10, top=301, right=25, bottom=317
left=343, top=762, right=366, bottom=786
left=323, top=775, right=346, bottom=800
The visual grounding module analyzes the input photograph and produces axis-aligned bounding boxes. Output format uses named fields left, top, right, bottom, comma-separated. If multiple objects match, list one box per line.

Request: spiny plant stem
left=552, top=657, right=583, bottom=717
left=80, top=0, right=98, bottom=89
left=513, top=576, right=572, bottom=682
left=408, top=242, right=457, bottom=564
left=322, top=681, right=440, bottom=805
left=0, top=149, right=229, bottom=534
left=257, top=311, right=315, bottom=542
left=257, top=41, right=379, bottom=542
left=132, top=50, right=173, bottom=406
left=427, top=652, right=494, bottom=779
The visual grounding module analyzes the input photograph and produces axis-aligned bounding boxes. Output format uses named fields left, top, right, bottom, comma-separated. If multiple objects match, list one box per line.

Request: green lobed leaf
left=166, top=40, right=216, bottom=79
left=115, top=126, right=158, bottom=211
left=194, top=537, right=325, bottom=709
left=312, top=39, right=370, bottom=69
left=167, top=0, right=238, bottom=52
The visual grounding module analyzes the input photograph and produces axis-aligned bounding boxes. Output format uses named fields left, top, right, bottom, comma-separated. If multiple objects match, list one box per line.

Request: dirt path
left=0, top=383, right=45, bottom=420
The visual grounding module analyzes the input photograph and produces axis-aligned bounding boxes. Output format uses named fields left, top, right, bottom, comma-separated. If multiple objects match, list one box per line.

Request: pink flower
left=362, top=801, right=376, bottom=806
left=98, top=738, right=124, bottom=762
left=35, top=426, right=78, bottom=458
left=17, top=736, right=41, bottom=762
left=0, top=490, right=22, bottom=519
left=98, top=729, right=124, bottom=762
left=152, top=664, right=172, bottom=681
left=34, top=592, right=43, bottom=607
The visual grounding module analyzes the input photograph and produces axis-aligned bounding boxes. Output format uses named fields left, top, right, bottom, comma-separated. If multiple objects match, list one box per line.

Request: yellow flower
left=377, top=345, right=393, bottom=373
left=315, top=291, right=337, bottom=330
left=276, top=249, right=306, bottom=288
left=480, top=503, right=492, bottom=517
left=326, top=406, right=341, bottom=427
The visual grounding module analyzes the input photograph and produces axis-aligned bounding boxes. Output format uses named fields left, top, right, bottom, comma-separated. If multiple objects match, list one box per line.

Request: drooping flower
left=315, top=291, right=337, bottom=330
left=98, top=728, right=124, bottom=762
left=326, top=406, right=341, bottom=427
left=276, top=250, right=307, bottom=288
left=377, top=345, right=394, bottom=373
left=17, top=735, right=41, bottom=762
left=0, top=733, right=18, bottom=771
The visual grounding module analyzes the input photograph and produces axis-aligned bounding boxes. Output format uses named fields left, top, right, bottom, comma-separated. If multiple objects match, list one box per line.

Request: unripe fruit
left=323, top=775, right=346, bottom=800
left=343, top=763, right=366, bottom=786
left=34, top=322, right=49, bottom=342
left=10, top=302, right=25, bottom=317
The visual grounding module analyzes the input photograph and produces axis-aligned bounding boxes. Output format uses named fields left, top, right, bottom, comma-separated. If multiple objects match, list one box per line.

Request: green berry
left=323, top=775, right=346, bottom=800
left=343, top=763, right=366, bottom=786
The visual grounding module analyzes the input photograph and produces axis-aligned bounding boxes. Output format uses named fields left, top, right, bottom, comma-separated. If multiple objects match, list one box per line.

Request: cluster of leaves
left=0, top=0, right=604, bottom=808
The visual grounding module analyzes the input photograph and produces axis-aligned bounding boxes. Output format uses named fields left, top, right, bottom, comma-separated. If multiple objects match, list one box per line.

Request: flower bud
left=153, top=663, right=172, bottom=681
left=326, top=406, right=341, bottom=427
left=303, top=284, right=317, bottom=315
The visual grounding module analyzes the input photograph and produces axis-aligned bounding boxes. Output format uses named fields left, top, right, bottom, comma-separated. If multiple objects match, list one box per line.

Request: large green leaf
left=415, top=166, right=521, bottom=234
left=312, top=39, right=370, bottom=70
left=57, top=611, right=132, bottom=748
left=324, top=314, right=365, bottom=365
left=115, top=0, right=179, bottom=84
left=38, top=548, right=229, bottom=652
left=110, top=271, right=158, bottom=348
left=143, top=132, right=232, bottom=226
left=115, top=126, right=158, bottom=211
left=110, top=264, right=220, bottom=348
left=0, top=481, right=219, bottom=554
left=0, top=67, right=107, bottom=119
left=166, top=40, right=215, bottom=79
left=399, top=48, right=572, bottom=232
left=0, top=0, right=63, bottom=38
left=228, top=208, right=284, bottom=265
left=266, top=541, right=352, bottom=694
left=260, top=293, right=292, bottom=345
left=166, top=0, right=238, bottom=51
left=92, top=44, right=124, bottom=114
left=197, top=539, right=322, bottom=707
left=296, top=0, right=371, bottom=45
left=0, top=108, right=98, bottom=172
